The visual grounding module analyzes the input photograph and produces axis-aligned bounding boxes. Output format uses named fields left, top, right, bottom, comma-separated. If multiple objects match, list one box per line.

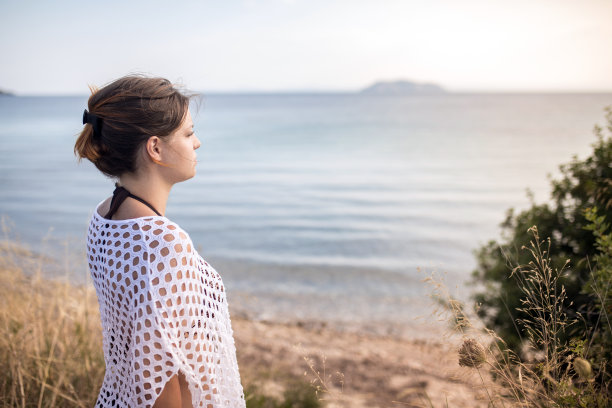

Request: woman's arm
left=151, top=371, right=193, bottom=408
left=152, top=374, right=180, bottom=408
left=179, top=371, right=194, bottom=408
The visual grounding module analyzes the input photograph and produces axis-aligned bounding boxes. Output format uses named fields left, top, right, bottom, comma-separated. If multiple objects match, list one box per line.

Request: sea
left=1, top=92, right=610, bottom=338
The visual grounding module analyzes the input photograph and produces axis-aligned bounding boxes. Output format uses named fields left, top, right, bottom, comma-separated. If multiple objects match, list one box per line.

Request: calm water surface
left=1, top=93, right=610, bottom=337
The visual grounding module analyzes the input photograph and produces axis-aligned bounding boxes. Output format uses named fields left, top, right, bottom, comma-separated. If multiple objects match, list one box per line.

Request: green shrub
left=470, top=107, right=612, bottom=396
left=441, top=226, right=610, bottom=407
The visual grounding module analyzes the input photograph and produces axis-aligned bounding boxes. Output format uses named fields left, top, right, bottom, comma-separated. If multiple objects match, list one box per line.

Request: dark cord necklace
left=104, top=182, right=162, bottom=219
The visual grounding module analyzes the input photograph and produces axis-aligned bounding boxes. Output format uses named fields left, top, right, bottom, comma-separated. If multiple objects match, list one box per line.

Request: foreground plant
left=472, top=106, right=612, bottom=355
left=0, top=220, right=104, bottom=406
left=432, top=225, right=610, bottom=407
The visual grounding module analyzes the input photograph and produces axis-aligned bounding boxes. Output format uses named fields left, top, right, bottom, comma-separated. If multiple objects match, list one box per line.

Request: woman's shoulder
left=134, top=217, right=193, bottom=246
left=88, top=202, right=197, bottom=266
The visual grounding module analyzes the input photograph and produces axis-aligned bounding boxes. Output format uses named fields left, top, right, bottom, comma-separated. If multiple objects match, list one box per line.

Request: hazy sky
left=1, top=0, right=611, bottom=94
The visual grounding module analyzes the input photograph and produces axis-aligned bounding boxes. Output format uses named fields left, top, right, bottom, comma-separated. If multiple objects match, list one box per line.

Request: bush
left=470, top=107, right=612, bottom=393
left=446, top=226, right=610, bottom=407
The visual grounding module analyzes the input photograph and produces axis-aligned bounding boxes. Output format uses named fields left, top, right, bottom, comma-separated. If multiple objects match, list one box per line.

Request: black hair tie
left=83, top=109, right=103, bottom=140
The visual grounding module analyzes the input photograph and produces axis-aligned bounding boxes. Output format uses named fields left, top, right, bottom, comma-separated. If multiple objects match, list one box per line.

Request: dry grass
left=0, top=219, right=105, bottom=406
left=426, top=225, right=611, bottom=408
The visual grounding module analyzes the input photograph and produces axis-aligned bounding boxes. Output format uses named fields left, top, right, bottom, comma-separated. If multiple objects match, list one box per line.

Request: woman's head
left=74, top=75, right=197, bottom=179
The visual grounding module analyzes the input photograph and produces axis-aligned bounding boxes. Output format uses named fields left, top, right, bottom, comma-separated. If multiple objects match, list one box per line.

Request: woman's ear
left=144, top=136, right=174, bottom=168
left=145, top=136, right=163, bottom=162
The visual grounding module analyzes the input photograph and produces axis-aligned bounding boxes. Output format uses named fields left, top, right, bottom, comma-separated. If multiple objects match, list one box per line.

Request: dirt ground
left=233, top=317, right=491, bottom=408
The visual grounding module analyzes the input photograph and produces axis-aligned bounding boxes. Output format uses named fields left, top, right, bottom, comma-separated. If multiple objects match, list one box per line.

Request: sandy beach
left=232, top=315, right=488, bottom=407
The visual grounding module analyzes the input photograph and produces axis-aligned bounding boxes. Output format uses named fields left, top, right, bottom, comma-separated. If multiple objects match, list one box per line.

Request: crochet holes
left=88, top=212, right=244, bottom=406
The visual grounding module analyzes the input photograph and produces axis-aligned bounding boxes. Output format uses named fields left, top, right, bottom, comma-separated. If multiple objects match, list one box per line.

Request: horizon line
left=4, top=88, right=612, bottom=97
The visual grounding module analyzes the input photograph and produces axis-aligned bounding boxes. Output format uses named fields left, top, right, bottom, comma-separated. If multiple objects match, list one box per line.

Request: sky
left=1, top=0, right=611, bottom=95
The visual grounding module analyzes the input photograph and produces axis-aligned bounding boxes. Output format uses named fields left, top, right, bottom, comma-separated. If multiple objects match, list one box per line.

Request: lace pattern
left=87, top=200, right=245, bottom=407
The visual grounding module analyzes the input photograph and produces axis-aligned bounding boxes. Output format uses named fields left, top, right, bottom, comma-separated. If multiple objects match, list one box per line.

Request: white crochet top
left=87, top=199, right=246, bottom=407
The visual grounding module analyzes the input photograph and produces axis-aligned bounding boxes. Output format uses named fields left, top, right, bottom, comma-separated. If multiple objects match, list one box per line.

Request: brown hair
left=74, top=75, right=194, bottom=178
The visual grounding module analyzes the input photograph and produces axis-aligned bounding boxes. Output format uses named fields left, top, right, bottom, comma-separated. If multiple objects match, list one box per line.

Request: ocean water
left=0, top=93, right=610, bottom=337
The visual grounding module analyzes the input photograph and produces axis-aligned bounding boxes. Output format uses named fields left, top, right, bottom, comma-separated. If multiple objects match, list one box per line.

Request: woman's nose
left=194, top=136, right=201, bottom=150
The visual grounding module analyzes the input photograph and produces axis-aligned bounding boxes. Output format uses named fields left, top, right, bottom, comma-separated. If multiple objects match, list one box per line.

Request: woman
left=74, top=75, right=246, bottom=408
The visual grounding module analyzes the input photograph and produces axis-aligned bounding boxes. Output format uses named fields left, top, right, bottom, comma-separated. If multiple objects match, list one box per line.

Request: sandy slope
left=233, top=317, right=490, bottom=408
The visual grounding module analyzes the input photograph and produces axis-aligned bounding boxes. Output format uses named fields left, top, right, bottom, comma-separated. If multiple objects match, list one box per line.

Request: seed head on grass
left=458, top=338, right=487, bottom=368
left=572, top=357, right=593, bottom=381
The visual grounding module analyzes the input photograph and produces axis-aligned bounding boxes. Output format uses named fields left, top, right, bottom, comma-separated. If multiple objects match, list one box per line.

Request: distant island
left=360, top=80, right=447, bottom=95
left=0, top=89, right=15, bottom=96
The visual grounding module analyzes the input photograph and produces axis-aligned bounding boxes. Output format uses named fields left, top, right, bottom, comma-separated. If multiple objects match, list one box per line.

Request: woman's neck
left=118, top=172, right=172, bottom=217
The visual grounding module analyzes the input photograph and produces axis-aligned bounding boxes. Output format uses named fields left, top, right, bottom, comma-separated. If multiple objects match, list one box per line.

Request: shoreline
left=3, top=237, right=473, bottom=343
